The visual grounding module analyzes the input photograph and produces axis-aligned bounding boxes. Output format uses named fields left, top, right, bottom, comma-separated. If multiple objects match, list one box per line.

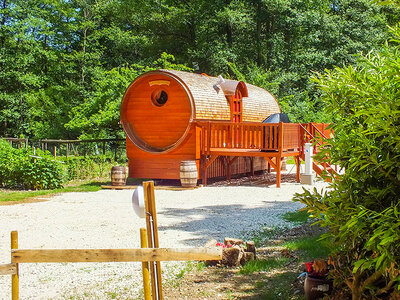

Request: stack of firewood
left=205, top=237, right=256, bottom=267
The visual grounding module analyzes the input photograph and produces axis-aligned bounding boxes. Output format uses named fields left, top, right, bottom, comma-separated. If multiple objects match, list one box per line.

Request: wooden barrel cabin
left=120, top=69, right=281, bottom=182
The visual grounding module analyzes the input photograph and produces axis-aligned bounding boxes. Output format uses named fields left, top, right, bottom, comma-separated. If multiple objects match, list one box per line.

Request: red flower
left=305, top=262, right=313, bottom=273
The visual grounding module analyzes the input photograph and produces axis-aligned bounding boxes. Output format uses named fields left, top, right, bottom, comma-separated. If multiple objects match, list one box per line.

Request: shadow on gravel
left=158, top=201, right=303, bottom=247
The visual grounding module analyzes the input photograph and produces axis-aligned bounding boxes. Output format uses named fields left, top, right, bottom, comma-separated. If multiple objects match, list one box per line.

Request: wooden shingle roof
left=160, top=70, right=280, bottom=122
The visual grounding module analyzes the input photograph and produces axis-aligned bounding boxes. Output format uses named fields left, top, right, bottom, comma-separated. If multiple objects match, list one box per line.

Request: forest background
left=1, top=0, right=399, bottom=140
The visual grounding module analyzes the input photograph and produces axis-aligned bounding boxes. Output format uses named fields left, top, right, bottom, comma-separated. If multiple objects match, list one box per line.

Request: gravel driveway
left=0, top=181, right=327, bottom=299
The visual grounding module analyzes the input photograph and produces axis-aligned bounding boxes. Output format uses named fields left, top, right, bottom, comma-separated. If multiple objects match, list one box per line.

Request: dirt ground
left=163, top=222, right=326, bottom=300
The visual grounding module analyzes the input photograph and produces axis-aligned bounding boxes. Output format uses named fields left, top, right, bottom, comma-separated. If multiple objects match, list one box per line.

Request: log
left=0, top=263, right=17, bottom=275
left=11, top=248, right=222, bottom=263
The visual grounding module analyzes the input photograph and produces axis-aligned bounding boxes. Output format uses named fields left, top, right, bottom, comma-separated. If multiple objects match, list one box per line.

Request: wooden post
left=54, top=146, right=57, bottom=160
left=66, top=143, right=69, bottom=159
left=250, top=157, right=254, bottom=176
left=295, top=156, right=301, bottom=183
left=11, top=231, right=19, bottom=300
left=143, top=181, right=163, bottom=300
left=226, top=157, right=231, bottom=181
left=276, top=156, right=282, bottom=188
left=140, top=228, right=151, bottom=300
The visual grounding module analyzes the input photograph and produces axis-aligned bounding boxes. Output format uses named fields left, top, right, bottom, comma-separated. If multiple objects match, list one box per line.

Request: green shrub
left=0, top=139, right=66, bottom=189
left=60, top=155, right=118, bottom=180
left=294, top=22, right=400, bottom=299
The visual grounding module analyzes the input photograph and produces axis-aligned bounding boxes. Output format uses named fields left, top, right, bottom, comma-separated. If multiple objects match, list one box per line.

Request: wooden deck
left=196, top=121, right=332, bottom=187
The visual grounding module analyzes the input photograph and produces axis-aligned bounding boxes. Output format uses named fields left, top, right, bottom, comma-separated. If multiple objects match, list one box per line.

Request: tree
left=294, top=10, right=400, bottom=298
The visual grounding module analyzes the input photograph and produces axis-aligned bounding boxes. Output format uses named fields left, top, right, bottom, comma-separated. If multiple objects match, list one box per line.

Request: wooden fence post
left=143, top=181, right=163, bottom=300
left=140, top=228, right=151, bottom=300
left=11, top=231, right=19, bottom=300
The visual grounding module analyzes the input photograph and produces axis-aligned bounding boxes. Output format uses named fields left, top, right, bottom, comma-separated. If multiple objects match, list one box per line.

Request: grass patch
left=175, top=261, right=195, bottom=279
left=0, top=179, right=107, bottom=203
left=284, top=235, right=331, bottom=261
left=287, top=157, right=304, bottom=165
left=248, top=226, right=287, bottom=247
left=260, top=272, right=300, bottom=300
left=282, top=210, right=311, bottom=225
left=239, top=257, right=289, bottom=274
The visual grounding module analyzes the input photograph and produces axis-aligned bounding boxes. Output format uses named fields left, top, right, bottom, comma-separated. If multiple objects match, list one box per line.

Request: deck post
left=250, top=157, right=254, bottom=176
left=295, top=156, right=301, bottom=183
left=201, top=156, right=208, bottom=186
left=277, top=122, right=284, bottom=188
left=226, top=157, right=231, bottom=181
left=276, top=157, right=282, bottom=188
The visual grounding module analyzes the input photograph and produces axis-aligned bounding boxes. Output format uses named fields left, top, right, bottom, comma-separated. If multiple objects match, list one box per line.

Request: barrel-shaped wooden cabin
left=120, top=69, right=281, bottom=182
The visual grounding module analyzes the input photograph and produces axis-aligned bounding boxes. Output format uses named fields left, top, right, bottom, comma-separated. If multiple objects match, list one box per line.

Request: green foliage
left=239, top=257, right=289, bottom=274
left=284, top=236, right=331, bottom=261
left=282, top=210, right=311, bottom=225
left=0, top=139, right=66, bottom=190
left=0, top=180, right=104, bottom=203
left=65, top=53, right=191, bottom=138
left=248, top=226, right=286, bottom=247
left=293, top=20, right=400, bottom=298
left=60, top=155, right=118, bottom=181
left=1, top=0, right=399, bottom=138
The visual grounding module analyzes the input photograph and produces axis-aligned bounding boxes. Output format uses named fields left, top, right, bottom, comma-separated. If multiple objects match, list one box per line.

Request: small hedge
left=0, top=139, right=66, bottom=190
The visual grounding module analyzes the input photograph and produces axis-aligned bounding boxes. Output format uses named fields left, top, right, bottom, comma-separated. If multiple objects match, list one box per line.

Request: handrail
left=310, top=123, right=329, bottom=140
left=299, top=123, right=322, bottom=147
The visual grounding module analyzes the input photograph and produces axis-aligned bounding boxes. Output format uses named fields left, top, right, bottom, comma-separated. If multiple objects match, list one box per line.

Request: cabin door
left=231, top=90, right=242, bottom=123
left=231, top=90, right=243, bottom=147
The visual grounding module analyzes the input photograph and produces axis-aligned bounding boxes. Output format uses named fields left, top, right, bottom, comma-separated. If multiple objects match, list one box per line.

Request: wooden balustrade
left=196, top=121, right=331, bottom=155
left=197, top=121, right=281, bottom=153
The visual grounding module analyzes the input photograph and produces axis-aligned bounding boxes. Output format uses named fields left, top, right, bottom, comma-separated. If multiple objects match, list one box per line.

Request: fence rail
left=1, top=137, right=126, bottom=159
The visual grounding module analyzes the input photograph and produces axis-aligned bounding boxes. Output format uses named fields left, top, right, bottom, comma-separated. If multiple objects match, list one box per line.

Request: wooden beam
left=204, top=155, right=218, bottom=169
left=0, top=263, right=17, bottom=275
left=11, top=248, right=222, bottom=264
left=227, top=156, right=239, bottom=167
left=264, top=156, right=277, bottom=171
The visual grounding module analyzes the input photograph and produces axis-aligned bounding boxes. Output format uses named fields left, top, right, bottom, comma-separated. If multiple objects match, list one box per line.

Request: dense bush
left=294, top=23, right=400, bottom=299
left=0, top=139, right=66, bottom=189
left=60, top=155, right=119, bottom=181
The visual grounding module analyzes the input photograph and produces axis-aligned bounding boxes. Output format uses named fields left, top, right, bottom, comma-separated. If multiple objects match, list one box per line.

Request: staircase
left=299, top=123, right=338, bottom=181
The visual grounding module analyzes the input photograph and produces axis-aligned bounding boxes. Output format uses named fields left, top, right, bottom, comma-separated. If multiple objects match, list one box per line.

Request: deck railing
left=196, top=121, right=330, bottom=155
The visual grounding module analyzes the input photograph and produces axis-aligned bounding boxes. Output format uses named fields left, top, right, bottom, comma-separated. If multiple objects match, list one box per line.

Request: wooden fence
left=2, top=137, right=126, bottom=159
left=0, top=231, right=221, bottom=300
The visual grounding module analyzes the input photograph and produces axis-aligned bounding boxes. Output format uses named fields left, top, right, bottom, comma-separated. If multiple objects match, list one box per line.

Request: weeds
left=239, top=257, right=289, bottom=274
left=284, top=235, right=331, bottom=261
left=282, top=210, right=311, bottom=225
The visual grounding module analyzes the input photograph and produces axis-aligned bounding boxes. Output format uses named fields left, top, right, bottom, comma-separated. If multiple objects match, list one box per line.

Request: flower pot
left=304, top=276, right=332, bottom=300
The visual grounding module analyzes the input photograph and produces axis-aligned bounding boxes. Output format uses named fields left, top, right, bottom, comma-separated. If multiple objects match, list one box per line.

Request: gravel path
left=0, top=181, right=327, bottom=299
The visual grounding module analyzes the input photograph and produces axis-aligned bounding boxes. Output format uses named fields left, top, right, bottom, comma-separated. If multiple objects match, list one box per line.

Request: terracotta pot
left=304, top=276, right=332, bottom=300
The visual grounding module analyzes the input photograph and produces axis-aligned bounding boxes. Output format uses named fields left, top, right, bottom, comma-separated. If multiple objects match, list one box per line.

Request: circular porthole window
left=151, top=89, right=168, bottom=107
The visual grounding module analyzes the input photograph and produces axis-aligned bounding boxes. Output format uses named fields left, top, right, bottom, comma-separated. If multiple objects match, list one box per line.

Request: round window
left=151, top=89, right=168, bottom=107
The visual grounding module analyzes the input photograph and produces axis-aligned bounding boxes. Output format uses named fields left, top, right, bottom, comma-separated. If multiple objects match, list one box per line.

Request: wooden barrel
left=180, top=161, right=198, bottom=188
left=111, top=166, right=127, bottom=186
